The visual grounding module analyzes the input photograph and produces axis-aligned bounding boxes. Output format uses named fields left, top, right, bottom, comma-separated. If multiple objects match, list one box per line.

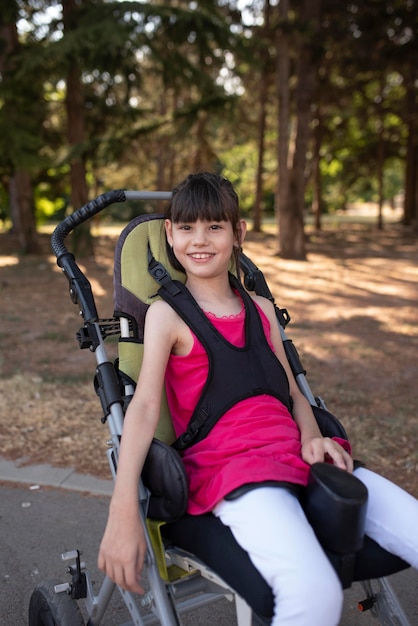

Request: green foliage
left=219, top=141, right=259, bottom=215
left=34, top=184, right=67, bottom=224
left=2, top=0, right=418, bottom=246
left=0, top=185, right=9, bottom=224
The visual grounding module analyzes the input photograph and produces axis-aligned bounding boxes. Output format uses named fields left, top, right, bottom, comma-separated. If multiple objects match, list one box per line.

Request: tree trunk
left=9, top=170, right=40, bottom=253
left=275, top=0, right=290, bottom=252
left=376, top=117, right=384, bottom=231
left=278, top=0, right=321, bottom=260
left=312, top=113, right=323, bottom=231
left=253, top=93, right=267, bottom=233
left=0, top=14, right=40, bottom=253
left=63, top=0, right=92, bottom=256
left=403, top=80, right=417, bottom=227
left=253, top=0, right=272, bottom=233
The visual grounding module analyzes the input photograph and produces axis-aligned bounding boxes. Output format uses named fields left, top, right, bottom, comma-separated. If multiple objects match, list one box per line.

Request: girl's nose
left=192, top=226, right=208, bottom=245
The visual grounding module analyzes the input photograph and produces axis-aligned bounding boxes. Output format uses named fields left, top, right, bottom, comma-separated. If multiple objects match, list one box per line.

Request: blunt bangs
left=167, top=172, right=239, bottom=225
left=170, top=190, right=230, bottom=224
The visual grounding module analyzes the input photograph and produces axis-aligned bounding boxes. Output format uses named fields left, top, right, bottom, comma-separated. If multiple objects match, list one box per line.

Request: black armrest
left=304, top=463, right=368, bottom=555
left=304, top=463, right=368, bottom=588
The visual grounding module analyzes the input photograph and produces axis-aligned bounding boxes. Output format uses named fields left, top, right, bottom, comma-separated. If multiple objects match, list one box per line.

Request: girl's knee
left=272, top=564, right=343, bottom=625
left=299, top=566, right=343, bottom=615
left=306, top=569, right=343, bottom=618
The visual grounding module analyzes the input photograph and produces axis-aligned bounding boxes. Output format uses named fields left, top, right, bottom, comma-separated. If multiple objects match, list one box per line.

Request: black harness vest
left=158, top=274, right=292, bottom=451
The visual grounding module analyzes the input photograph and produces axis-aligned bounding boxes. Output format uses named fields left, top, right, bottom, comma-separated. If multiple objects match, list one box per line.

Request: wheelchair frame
left=28, top=190, right=411, bottom=626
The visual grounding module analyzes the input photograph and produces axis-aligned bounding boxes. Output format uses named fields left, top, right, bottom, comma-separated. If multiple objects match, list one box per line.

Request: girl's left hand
left=301, top=437, right=353, bottom=473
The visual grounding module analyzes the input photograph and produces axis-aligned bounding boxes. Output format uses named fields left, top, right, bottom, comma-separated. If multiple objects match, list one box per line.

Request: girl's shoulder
left=250, top=293, right=275, bottom=319
left=146, top=298, right=182, bottom=328
left=145, top=300, right=192, bottom=335
left=146, top=297, right=193, bottom=354
left=148, top=297, right=175, bottom=314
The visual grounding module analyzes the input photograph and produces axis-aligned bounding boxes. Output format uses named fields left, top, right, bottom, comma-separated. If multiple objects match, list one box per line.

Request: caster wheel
left=28, top=581, right=85, bottom=626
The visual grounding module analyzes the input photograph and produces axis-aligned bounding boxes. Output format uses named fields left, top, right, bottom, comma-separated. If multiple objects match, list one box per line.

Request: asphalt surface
left=1, top=457, right=417, bottom=626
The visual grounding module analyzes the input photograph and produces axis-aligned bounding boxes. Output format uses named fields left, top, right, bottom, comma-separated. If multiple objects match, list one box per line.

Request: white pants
left=213, top=467, right=418, bottom=626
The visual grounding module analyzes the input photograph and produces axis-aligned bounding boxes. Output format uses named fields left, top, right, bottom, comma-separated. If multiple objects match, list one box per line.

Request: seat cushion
left=353, top=536, right=409, bottom=581
left=162, top=513, right=274, bottom=619
left=162, top=513, right=410, bottom=619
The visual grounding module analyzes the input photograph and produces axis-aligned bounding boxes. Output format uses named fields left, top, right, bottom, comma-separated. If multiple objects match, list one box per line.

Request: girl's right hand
left=301, top=436, right=353, bottom=473
left=98, top=507, right=147, bottom=594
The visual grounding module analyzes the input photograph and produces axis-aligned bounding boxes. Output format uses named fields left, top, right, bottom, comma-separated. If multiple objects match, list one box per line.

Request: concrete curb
left=0, top=456, right=113, bottom=496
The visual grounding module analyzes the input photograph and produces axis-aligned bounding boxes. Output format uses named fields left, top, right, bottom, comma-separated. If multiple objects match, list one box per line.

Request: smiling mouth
left=189, top=253, right=214, bottom=260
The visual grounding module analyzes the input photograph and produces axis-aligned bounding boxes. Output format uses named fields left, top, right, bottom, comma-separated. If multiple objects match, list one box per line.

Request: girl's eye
left=209, top=224, right=222, bottom=230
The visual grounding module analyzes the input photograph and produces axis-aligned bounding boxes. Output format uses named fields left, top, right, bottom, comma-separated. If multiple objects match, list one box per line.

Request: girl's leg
left=213, top=486, right=343, bottom=626
left=354, top=466, right=418, bottom=568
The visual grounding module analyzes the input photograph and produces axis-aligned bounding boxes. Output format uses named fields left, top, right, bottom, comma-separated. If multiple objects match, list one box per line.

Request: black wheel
left=28, top=581, right=85, bottom=626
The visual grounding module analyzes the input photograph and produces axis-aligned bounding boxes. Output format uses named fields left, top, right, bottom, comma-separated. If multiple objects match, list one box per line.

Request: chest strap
left=158, top=274, right=292, bottom=451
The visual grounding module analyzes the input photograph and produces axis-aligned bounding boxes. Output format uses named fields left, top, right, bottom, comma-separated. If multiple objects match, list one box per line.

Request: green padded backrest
left=114, top=213, right=236, bottom=444
left=114, top=215, right=186, bottom=444
left=118, top=342, right=176, bottom=443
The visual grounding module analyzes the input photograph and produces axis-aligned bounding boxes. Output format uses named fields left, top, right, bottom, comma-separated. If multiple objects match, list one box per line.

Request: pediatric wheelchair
left=29, top=189, right=411, bottom=625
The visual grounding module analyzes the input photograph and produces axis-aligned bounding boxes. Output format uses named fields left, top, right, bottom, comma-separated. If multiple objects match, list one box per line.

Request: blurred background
left=1, top=0, right=417, bottom=259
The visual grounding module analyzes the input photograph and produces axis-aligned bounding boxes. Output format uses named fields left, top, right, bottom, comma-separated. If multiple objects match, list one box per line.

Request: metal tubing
left=85, top=575, right=116, bottom=625
left=376, top=577, right=411, bottom=626
left=277, top=325, right=317, bottom=405
left=124, top=191, right=172, bottom=202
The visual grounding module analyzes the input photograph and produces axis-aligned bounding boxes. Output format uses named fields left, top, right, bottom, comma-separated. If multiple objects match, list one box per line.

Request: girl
left=99, top=172, right=418, bottom=625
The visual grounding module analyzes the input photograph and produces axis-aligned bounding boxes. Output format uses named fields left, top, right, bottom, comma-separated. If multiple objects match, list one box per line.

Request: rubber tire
left=28, top=581, right=85, bottom=626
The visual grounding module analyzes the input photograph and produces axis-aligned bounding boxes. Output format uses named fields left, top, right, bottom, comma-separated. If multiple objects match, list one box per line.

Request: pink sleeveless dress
left=165, top=300, right=311, bottom=515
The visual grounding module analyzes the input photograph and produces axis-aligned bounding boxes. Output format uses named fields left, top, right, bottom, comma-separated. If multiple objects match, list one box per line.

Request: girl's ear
left=165, top=219, right=173, bottom=246
left=236, top=219, right=247, bottom=246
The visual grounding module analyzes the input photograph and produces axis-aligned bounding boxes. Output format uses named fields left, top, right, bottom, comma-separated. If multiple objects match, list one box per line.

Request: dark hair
left=165, top=172, right=242, bottom=273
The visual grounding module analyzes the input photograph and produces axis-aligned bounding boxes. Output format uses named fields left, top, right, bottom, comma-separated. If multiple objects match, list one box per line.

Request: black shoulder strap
left=148, top=253, right=292, bottom=451
left=147, top=243, right=182, bottom=296
left=157, top=273, right=291, bottom=451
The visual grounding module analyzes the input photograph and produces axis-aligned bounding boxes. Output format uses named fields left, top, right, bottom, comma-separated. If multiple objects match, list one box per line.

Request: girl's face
left=165, top=218, right=246, bottom=279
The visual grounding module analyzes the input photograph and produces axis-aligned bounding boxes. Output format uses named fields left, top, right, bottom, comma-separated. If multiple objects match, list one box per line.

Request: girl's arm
left=98, top=300, right=178, bottom=593
left=254, top=296, right=353, bottom=472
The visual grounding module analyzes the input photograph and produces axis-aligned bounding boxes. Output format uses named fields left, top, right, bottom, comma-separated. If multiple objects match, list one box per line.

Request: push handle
left=51, top=189, right=126, bottom=263
left=49, top=190, right=126, bottom=324
left=50, top=189, right=172, bottom=324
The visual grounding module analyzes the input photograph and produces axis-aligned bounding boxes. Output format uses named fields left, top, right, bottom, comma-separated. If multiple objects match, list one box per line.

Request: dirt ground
left=1, top=214, right=417, bottom=497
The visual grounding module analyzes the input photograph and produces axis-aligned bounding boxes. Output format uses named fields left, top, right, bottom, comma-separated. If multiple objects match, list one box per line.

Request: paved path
left=1, top=457, right=416, bottom=625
